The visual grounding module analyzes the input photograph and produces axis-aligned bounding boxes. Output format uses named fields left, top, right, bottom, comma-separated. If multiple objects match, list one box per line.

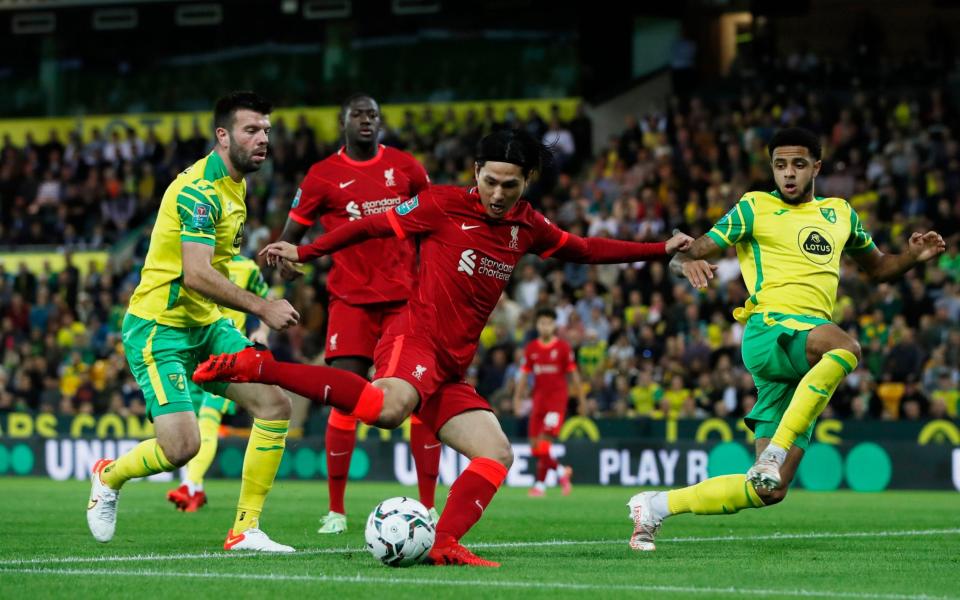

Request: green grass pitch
left=0, top=478, right=957, bottom=599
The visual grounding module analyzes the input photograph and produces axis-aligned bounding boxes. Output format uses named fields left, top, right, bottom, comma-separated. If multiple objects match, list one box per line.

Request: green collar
left=204, top=151, right=230, bottom=181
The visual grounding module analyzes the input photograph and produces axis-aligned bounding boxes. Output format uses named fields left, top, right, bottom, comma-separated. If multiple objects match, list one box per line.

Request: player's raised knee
left=843, top=339, right=862, bottom=363
left=372, top=379, right=419, bottom=429
left=159, top=433, right=200, bottom=467
left=489, top=442, right=514, bottom=470
left=250, top=386, right=291, bottom=420
left=263, top=386, right=292, bottom=420
left=375, top=400, right=409, bottom=429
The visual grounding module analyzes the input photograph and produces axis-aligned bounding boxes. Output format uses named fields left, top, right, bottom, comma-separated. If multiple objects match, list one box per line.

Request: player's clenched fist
left=665, top=231, right=694, bottom=254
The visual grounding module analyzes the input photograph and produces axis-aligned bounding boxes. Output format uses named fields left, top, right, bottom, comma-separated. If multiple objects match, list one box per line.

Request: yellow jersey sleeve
left=843, top=205, right=876, bottom=255
left=706, top=196, right=755, bottom=249
left=177, top=180, right=223, bottom=247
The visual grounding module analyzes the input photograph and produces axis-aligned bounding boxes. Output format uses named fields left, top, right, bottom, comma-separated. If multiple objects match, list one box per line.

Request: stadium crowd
left=1, top=80, right=959, bottom=426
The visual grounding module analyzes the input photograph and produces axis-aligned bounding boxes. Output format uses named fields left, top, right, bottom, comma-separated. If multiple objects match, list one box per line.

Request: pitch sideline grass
left=0, top=478, right=957, bottom=599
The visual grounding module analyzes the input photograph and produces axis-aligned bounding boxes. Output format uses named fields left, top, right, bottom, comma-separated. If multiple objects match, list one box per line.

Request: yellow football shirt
left=127, top=151, right=248, bottom=327
left=707, top=190, right=874, bottom=325
left=630, top=382, right=663, bottom=415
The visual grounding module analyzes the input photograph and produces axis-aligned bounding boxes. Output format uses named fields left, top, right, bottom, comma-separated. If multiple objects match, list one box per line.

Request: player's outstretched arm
left=183, top=242, right=300, bottom=330
left=852, top=231, right=946, bottom=282
left=547, top=231, right=693, bottom=264
left=261, top=210, right=399, bottom=265
left=669, top=234, right=722, bottom=290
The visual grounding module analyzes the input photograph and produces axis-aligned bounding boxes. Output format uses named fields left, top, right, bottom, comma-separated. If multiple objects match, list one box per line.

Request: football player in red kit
left=278, top=94, right=441, bottom=533
left=195, top=128, right=694, bottom=566
left=514, top=308, right=585, bottom=497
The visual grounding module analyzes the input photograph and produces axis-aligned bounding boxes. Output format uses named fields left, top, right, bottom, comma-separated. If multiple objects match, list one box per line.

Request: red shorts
left=325, top=298, right=405, bottom=362
left=528, top=395, right=568, bottom=438
left=373, top=333, right=491, bottom=434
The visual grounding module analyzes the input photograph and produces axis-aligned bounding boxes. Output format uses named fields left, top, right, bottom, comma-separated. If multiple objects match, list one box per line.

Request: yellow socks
left=100, top=438, right=175, bottom=490
left=233, top=418, right=289, bottom=533
left=657, top=352, right=855, bottom=522
left=667, top=474, right=764, bottom=515
left=771, top=348, right=858, bottom=450
left=185, top=406, right=223, bottom=487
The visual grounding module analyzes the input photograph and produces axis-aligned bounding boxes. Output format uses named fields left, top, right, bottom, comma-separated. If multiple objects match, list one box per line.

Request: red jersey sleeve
left=528, top=208, right=668, bottom=263
left=288, top=172, right=328, bottom=227
left=297, top=189, right=443, bottom=261
left=526, top=211, right=568, bottom=258
left=385, top=188, right=444, bottom=240
left=520, top=343, right=533, bottom=373
left=297, top=212, right=395, bottom=261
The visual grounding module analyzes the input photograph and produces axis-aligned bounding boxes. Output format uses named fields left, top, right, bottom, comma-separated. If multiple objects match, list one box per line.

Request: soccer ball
left=364, top=496, right=436, bottom=567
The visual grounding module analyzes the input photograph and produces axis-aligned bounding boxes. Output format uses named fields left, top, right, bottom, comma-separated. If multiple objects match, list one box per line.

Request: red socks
left=533, top=439, right=558, bottom=483
left=259, top=360, right=384, bottom=424
left=435, top=457, right=507, bottom=545
left=410, top=416, right=441, bottom=509
left=324, top=409, right=357, bottom=514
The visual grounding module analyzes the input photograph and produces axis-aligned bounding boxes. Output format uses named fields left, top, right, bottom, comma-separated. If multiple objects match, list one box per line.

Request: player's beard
left=778, top=178, right=814, bottom=204
left=228, top=134, right=265, bottom=174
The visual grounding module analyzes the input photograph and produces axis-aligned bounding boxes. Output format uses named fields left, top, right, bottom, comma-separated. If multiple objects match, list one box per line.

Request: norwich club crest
left=820, top=207, right=837, bottom=224
left=167, top=373, right=186, bottom=392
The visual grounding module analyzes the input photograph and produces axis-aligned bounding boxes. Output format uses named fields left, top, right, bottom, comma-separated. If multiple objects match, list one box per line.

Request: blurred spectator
left=0, top=73, right=958, bottom=426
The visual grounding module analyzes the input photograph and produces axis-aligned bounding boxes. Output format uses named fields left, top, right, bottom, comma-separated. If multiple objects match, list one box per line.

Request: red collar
left=337, top=144, right=385, bottom=167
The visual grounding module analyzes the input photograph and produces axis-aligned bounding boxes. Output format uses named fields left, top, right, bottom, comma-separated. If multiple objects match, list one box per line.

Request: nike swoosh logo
left=423, top=443, right=442, bottom=450
left=461, top=223, right=480, bottom=230
left=87, top=498, right=98, bottom=510
left=225, top=533, right=245, bottom=546
left=323, top=385, right=332, bottom=403
left=474, top=499, right=484, bottom=513
left=339, top=180, right=355, bottom=189
left=330, top=450, right=351, bottom=457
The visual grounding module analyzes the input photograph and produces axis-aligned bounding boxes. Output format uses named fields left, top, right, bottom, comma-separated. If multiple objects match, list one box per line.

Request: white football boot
left=224, top=528, right=295, bottom=553
left=626, top=492, right=662, bottom=551
left=317, top=511, right=347, bottom=534
left=746, top=448, right=784, bottom=491
left=87, top=459, right=120, bottom=543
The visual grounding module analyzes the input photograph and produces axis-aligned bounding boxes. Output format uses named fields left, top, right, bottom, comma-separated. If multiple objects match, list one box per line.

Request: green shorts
left=200, top=391, right=236, bottom=415
left=122, top=313, right=251, bottom=420
left=740, top=312, right=831, bottom=450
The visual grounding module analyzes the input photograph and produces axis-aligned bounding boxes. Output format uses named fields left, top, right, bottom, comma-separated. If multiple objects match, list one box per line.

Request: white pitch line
left=1, top=527, right=957, bottom=567
left=0, top=567, right=953, bottom=600
left=0, top=547, right=357, bottom=566
left=471, top=527, right=960, bottom=548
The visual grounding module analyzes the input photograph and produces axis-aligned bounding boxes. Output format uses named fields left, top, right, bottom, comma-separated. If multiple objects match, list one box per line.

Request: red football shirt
left=288, top=145, right=429, bottom=304
left=378, top=186, right=574, bottom=375
left=521, top=337, right=575, bottom=404
left=299, top=185, right=667, bottom=379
